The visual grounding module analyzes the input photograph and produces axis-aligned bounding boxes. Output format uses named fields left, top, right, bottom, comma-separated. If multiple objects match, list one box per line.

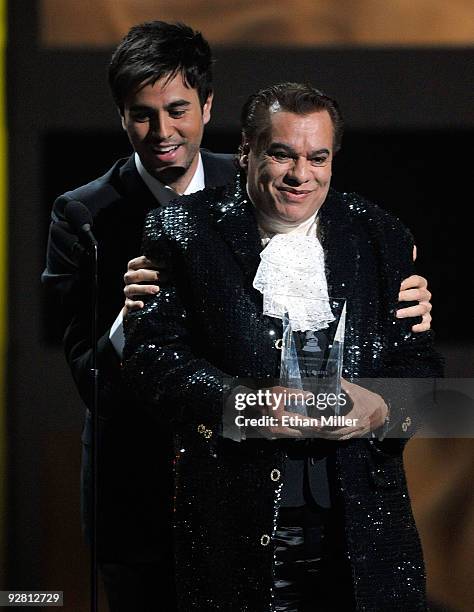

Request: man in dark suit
left=42, top=21, right=235, bottom=610
left=123, top=82, right=443, bottom=611
left=43, top=21, right=432, bottom=611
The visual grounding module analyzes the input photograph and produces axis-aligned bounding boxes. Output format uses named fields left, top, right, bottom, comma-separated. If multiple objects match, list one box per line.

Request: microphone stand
left=63, top=201, right=100, bottom=611
left=90, top=242, right=99, bottom=612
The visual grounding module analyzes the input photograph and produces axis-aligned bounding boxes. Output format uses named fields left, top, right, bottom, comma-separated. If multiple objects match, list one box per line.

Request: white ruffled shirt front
left=253, top=211, right=335, bottom=332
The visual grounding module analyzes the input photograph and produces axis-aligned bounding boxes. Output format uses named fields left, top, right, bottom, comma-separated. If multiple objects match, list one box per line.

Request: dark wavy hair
left=108, top=21, right=213, bottom=113
left=241, top=82, right=344, bottom=154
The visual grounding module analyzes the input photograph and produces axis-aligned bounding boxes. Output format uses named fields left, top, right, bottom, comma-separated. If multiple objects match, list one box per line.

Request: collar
left=134, top=152, right=205, bottom=202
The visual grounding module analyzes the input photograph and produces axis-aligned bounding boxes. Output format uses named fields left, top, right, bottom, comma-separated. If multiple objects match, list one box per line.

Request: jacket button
left=197, top=424, right=213, bottom=438
left=274, top=339, right=283, bottom=350
left=270, top=469, right=281, bottom=482
left=260, top=534, right=271, bottom=546
left=402, top=416, right=412, bottom=432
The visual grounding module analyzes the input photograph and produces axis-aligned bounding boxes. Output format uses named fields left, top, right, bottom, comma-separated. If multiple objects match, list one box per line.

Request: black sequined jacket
left=123, top=175, right=443, bottom=611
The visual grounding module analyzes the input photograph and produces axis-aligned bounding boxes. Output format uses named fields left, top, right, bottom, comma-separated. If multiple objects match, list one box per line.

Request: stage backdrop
left=41, top=0, right=474, bottom=47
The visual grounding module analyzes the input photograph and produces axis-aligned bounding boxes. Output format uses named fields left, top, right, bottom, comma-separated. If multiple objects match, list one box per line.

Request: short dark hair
left=241, top=82, right=344, bottom=154
left=108, top=21, right=213, bottom=113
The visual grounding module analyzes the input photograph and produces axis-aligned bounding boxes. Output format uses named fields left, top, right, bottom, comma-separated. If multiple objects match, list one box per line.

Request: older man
left=123, top=82, right=442, bottom=610
left=126, top=83, right=443, bottom=611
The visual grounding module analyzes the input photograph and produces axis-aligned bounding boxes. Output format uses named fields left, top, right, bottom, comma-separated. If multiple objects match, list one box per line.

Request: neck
left=255, top=208, right=317, bottom=236
left=150, top=154, right=200, bottom=195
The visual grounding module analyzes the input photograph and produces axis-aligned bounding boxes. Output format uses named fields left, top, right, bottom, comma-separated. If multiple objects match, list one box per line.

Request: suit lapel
left=317, top=189, right=358, bottom=303
left=201, top=150, right=237, bottom=188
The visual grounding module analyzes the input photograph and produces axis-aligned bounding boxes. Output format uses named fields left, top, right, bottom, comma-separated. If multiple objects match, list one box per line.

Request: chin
left=278, top=209, right=309, bottom=223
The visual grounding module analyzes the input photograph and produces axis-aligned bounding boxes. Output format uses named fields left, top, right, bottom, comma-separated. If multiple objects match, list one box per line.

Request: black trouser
left=101, top=508, right=352, bottom=612
left=274, top=507, right=355, bottom=612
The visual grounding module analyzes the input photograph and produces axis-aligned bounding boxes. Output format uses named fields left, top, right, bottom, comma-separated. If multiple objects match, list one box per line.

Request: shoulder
left=201, top=149, right=236, bottom=167
left=142, top=177, right=245, bottom=253
left=201, top=150, right=238, bottom=187
left=51, top=157, right=132, bottom=222
left=331, top=189, right=414, bottom=247
left=145, top=183, right=227, bottom=230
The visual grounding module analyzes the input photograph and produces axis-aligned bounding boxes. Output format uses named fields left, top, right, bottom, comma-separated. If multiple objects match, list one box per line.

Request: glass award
left=279, top=297, right=346, bottom=421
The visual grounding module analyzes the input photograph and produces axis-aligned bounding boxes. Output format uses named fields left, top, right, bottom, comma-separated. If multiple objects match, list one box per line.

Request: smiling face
left=121, top=72, right=212, bottom=193
left=242, top=110, right=334, bottom=225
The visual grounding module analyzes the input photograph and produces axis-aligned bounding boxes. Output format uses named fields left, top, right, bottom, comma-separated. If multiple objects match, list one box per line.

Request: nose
left=286, top=157, right=310, bottom=185
left=150, top=113, right=173, bottom=140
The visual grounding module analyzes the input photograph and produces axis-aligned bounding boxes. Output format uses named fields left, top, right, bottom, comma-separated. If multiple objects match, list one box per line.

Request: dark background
left=5, top=0, right=473, bottom=609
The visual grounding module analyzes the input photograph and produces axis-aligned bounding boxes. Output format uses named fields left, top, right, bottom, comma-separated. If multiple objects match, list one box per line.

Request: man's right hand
left=123, top=256, right=160, bottom=314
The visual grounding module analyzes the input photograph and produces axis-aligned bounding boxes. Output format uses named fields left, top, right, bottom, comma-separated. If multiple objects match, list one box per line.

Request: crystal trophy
left=279, top=297, right=346, bottom=421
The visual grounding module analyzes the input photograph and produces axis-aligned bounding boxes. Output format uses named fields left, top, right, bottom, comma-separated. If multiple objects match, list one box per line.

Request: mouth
left=150, top=143, right=182, bottom=162
left=277, top=187, right=313, bottom=202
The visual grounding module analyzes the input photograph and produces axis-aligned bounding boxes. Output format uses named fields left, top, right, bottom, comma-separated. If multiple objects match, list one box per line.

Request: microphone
left=65, top=200, right=98, bottom=248
left=51, top=221, right=86, bottom=259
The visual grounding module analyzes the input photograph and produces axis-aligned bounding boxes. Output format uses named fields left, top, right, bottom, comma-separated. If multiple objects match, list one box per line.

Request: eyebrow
left=128, top=104, right=153, bottom=112
left=165, top=99, right=191, bottom=110
left=268, top=142, right=330, bottom=156
left=128, top=100, right=191, bottom=112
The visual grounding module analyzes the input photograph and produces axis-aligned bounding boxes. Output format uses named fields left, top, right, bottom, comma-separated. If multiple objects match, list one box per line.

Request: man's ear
left=202, top=92, right=213, bottom=125
left=239, top=139, right=250, bottom=169
left=119, top=108, right=126, bottom=131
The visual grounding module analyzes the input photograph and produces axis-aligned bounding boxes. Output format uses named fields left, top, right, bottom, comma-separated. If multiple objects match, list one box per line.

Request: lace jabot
left=253, top=230, right=335, bottom=332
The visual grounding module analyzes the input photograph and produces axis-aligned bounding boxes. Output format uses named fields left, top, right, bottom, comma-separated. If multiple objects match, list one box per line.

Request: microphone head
left=51, top=221, right=86, bottom=257
left=64, top=200, right=93, bottom=232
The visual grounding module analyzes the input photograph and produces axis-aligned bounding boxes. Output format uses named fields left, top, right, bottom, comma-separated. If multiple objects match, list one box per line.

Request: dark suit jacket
left=42, top=151, right=236, bottom=561
left=123, top=174, right=443, bottom=610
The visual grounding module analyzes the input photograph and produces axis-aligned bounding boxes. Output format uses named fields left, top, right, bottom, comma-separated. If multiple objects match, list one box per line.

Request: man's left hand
left=397, top=275, right=432, bottom=333
left=396, top=246, right=432, bottom=332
